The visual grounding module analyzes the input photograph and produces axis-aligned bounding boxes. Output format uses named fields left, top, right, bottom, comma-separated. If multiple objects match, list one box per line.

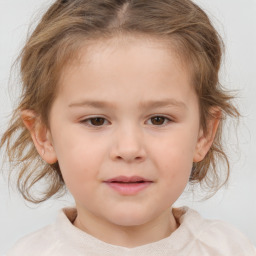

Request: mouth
left=105, top=176, right=152, bottom=183
left=104, top=176, right=153, bottom=195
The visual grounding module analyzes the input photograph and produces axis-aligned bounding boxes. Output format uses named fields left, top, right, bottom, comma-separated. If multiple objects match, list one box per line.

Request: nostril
left=110, top=142, right=146, bottom=162
left=115, top=155, right=144, bottom=162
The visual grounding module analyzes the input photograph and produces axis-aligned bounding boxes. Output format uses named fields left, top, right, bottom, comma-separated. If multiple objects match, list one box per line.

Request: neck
left=73, top=207, right=178, bottom=248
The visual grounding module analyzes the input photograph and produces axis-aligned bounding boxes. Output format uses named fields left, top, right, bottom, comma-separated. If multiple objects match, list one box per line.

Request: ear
left=21, top=110, right=57, bottom=164
left=193, top=108, right=221, bottom=162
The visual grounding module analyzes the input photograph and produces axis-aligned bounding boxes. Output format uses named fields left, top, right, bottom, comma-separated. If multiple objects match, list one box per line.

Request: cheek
left=152, top=130, right=197, bottom=167
left=149, top=129, right=197, bottom=188
left=51, top=130, right=107, bottom=187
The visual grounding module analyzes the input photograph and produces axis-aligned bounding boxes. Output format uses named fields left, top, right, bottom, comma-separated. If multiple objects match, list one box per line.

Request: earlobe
left=193, top=108, right=221, bottom=162
left=21, top=110, right=57, bottom=164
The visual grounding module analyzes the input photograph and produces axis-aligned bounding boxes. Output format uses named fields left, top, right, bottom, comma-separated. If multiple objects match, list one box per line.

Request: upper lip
left=104, top=176, right=152, bottom=183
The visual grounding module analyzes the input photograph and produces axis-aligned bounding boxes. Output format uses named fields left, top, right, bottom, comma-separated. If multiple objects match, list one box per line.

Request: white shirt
left=6, top=207, right=256, bottom=256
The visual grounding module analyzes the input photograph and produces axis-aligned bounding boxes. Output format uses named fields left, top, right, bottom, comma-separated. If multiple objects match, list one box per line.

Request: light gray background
left=0, top=0, right=255, bottom=254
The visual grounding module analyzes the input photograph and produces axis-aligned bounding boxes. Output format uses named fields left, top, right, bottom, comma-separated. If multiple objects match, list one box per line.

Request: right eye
left=80, top=117, right=109, bottom=127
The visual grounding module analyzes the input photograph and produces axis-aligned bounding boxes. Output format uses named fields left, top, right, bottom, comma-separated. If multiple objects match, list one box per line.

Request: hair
left=1, top=0, right=239, bottom=203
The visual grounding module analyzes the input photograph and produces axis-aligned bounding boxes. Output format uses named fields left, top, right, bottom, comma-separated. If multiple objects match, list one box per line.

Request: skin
left=22, top=36, right=219, bottom=248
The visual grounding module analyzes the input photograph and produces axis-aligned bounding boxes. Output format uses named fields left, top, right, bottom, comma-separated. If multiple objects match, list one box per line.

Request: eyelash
left=80, top=116, right=172, bottom=127
left=80, top=117, right=109, bottom=127
left=146, top=116, right=172, bottom=126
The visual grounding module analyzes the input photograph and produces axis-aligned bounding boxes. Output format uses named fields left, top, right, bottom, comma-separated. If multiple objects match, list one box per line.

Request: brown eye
left=90, top=117, right=105, bottom=126
left=150, top=116, right=167, bottom=125
left=81, top=117, right=108, bottom=127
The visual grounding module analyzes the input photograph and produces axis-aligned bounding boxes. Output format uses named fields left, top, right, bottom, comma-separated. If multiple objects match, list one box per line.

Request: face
left=42, top=37, right=209, bottom=228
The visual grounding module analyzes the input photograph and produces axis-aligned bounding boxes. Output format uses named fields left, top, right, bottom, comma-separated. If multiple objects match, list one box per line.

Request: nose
left=109, top=125, right=146, bottom=163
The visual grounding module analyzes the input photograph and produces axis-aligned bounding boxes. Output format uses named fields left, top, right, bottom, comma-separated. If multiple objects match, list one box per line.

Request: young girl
left=1, top=0, right=255, bottom=255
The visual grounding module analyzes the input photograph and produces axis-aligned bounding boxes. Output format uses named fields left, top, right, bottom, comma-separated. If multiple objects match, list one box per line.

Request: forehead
left=56, top=35, right=196, bottom=106
left=59, top=35, right=191, bottom=83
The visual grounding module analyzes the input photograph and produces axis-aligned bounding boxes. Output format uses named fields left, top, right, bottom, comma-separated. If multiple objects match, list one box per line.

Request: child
left=1, top=0, right=255, bottom=255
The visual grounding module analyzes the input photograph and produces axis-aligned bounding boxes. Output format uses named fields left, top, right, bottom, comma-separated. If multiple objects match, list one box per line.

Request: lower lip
left=104, top=182, right=152, bottom=195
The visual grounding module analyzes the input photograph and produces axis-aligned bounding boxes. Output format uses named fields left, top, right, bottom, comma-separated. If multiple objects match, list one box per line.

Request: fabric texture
left=7, top=207, right=256, bottom=256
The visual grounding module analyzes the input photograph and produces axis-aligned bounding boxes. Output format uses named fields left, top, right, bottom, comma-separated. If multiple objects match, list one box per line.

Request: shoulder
left=6, top=208, right=78, bottom=256
left=6, top=224, right=58, bottom=256
left=179, top=207, right=256, bottom=256
left=198, top=219, right=255, bottom=254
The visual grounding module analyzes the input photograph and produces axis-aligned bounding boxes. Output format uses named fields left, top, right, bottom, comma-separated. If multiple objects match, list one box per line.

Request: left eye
left=81, top=117, right=108, bottom=126
left=148, top=116, right=171, bottom=126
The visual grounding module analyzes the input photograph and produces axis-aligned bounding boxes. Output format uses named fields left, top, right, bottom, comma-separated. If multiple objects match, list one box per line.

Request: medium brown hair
left=1, top=0, right=239, bottom=203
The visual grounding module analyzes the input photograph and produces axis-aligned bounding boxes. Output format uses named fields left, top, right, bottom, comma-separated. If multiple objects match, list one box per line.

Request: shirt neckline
left=55, top=206, right=201, bottom=254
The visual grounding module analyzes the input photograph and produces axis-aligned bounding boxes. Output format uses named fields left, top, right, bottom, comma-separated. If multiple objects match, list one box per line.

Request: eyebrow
left=68, top=98, right=187, bottom=110
left=139, top=99, right=187, bottom=110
